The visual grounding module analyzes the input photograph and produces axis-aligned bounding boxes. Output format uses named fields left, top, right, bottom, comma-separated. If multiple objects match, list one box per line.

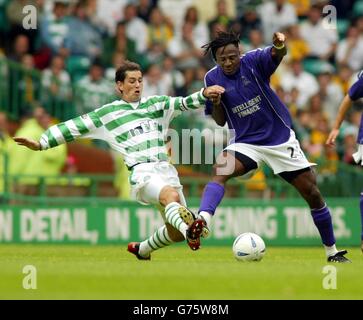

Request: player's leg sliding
left=360, top=193, right=363, bottom=253
left=311, top=204, right=351, bottom=263
left=127, top=225, right=174, bottom=260
left=198, top=182, right=225, bottom=238
left=165, top=202, right=205, bottom=251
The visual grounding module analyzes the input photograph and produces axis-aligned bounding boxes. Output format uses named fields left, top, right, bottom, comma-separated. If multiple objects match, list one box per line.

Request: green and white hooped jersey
left=39, top=89, right=206, bottom=168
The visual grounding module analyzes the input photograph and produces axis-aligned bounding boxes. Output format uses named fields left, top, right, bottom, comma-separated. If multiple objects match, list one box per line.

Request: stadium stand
left=1, top=0, right=363, bottom=204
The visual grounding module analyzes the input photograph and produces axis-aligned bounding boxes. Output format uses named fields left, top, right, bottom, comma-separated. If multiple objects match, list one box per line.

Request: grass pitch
left=0, top=245, right=362, bottom=300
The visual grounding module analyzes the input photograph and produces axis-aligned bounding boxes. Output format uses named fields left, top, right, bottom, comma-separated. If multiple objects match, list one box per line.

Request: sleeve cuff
left=39, top=135, right=49, bottom=150
left=200, top=88, right=207, bottom=101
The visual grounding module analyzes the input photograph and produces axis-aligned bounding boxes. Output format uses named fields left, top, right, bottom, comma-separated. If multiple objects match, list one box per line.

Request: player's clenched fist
left=273, top=32, right=286, bottom=48
left=203, top=85, right=225, bottom=103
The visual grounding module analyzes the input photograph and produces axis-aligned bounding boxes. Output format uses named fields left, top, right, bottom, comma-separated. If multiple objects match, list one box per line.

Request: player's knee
left=212, top=165, right=230, bottom=184
left=166, top=224, right=184, bottom=242
left=159, top=186, right=180, bottom=206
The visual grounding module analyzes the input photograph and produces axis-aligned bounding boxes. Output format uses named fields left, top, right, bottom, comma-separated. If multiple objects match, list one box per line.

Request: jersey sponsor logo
left=231, top=95, right=262, bottom=118
left=128, top=120, right=158, bottom=138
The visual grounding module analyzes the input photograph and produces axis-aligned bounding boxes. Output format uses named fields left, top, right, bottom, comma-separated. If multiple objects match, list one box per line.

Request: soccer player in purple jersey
left=198, top=30, right=350, bottom=263
left=326, top=71, right=363, bottom=253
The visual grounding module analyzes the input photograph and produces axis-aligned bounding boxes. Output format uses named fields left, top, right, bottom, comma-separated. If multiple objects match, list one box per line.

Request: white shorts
left=225, top=130, right=315, bottom=174
left=129, top=161, right=187, bottom=209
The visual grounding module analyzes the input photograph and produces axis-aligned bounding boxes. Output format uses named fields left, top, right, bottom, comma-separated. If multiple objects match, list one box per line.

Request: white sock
left=199, top=211, right=212, bottom=227
left=324, top=244, right=338, bottom=257
left=164, top=202, right=188, bottom=238
left=139, top=225, right=174, bottom=257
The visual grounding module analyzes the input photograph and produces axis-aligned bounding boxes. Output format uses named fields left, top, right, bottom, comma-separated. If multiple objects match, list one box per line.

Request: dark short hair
left=115, top=60, right=142, bottom=82
left=202, top=30, right=240, bottom=60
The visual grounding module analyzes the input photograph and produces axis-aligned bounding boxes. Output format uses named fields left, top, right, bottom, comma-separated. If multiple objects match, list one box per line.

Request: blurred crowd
left=1, top=0, right=363, bottom=198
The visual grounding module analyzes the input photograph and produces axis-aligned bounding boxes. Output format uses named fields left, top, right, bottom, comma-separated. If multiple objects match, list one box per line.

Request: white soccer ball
left=232, top=232, right=266, bottom=262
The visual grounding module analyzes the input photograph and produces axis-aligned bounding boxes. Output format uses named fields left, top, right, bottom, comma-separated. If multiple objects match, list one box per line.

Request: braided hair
left=202, top=30, right=240, bottom=61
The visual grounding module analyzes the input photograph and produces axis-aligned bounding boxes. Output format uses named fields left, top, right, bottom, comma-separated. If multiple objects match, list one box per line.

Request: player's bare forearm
left=271, top=32, right=287, bottom=62
left=211, top=102, right=226, bottom=126
left=332, top=95, right=353, bottom=130
left=326, top=95, right=353, bottom=146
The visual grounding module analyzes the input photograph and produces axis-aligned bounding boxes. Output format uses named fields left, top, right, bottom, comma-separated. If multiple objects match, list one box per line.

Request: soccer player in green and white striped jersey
left=14, top=60, right=225, bottom=260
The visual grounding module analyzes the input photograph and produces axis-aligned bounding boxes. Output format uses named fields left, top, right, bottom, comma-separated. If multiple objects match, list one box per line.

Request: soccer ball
left=232, top=232, right=266, bottom=261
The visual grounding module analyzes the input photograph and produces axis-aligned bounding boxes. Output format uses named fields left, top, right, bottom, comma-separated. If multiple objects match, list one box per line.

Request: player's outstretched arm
left=14, top=111, right=104, bottom=151
left=271, top=32, right=287, bottom=62
left=13, top=137, right=41, bottom=150
left=326, top=95, right=353, bottom=146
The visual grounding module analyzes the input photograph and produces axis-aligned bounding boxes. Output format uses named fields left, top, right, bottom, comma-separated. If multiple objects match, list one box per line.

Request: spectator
left=243, top=29, right=264, bottom=52
left=158, top=0, right=194, bottom=35
left=285, top=24, right=310, bottom=61
left=41, top=55, right=72, bottom=111
left=40, top=0, right=70, bottom=57
left=95, top=0, right=126, bottom=36
left=123, top=3, right=148, bottom=54
left=19, top=54, right=39, bottom=104
left=336, top=26, right=363, bottom=72
left=65, top=0, right=103, bottom=60
left=294, top=109, right=312, bottom=151
left=186, top=65, right=208, bottom=95
left=161, top=55, right=186, bottom=96
left=342, top=128, right=359, bottom=164
left=306, top=94, right=330, bottom=131
left=238, top=6, right=262, bottom=41
left=288, top=0, right=311, bottom=18
left=334, top=64, right=354, bottom=95
left=299, top=5, right=338, bottom=61
left=102, top=21, right=147, bottom=70
left=146, top=7, right=173, bottom=64
left=83, top=0, right=108, bottom=36
left=167, top=22, right=204, bottom=71
left=142, top=63, right=167, bottom=97
left=184, top=6, right=209, bottom=48
left=137, top=0, right=157, bottom=23
left=105, top=51, right=126, bottom=83
left=309, top=116, right=330, bottom=159
left=7, top=34, right=30, bottom=63
left=7, top=107, right=53, bottom=194
left=317, top=70, right=344, bottom=125
left=208, top=0, right=235, bottom=39
left=258, top=0, right=297, bottom=43
left=280, top=59, right=319, bottom=109
left=75, top=61, right=114, bottom=114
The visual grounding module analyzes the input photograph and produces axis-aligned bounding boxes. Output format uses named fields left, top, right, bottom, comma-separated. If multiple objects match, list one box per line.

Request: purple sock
left=360, top=193, right=363, bottom=240
left=311, top=205, right=336, bottom=246
left=199, top=182, right=225, bottom=215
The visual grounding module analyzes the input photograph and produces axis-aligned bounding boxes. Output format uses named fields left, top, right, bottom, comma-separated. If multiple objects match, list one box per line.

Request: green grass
left=0, top=245, right=362, bottom=299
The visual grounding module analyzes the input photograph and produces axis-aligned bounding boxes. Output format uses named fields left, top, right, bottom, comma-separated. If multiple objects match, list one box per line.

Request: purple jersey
left=204, top=46, right=292, bottom=146
left=348, top=71, right=363, bottom=144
